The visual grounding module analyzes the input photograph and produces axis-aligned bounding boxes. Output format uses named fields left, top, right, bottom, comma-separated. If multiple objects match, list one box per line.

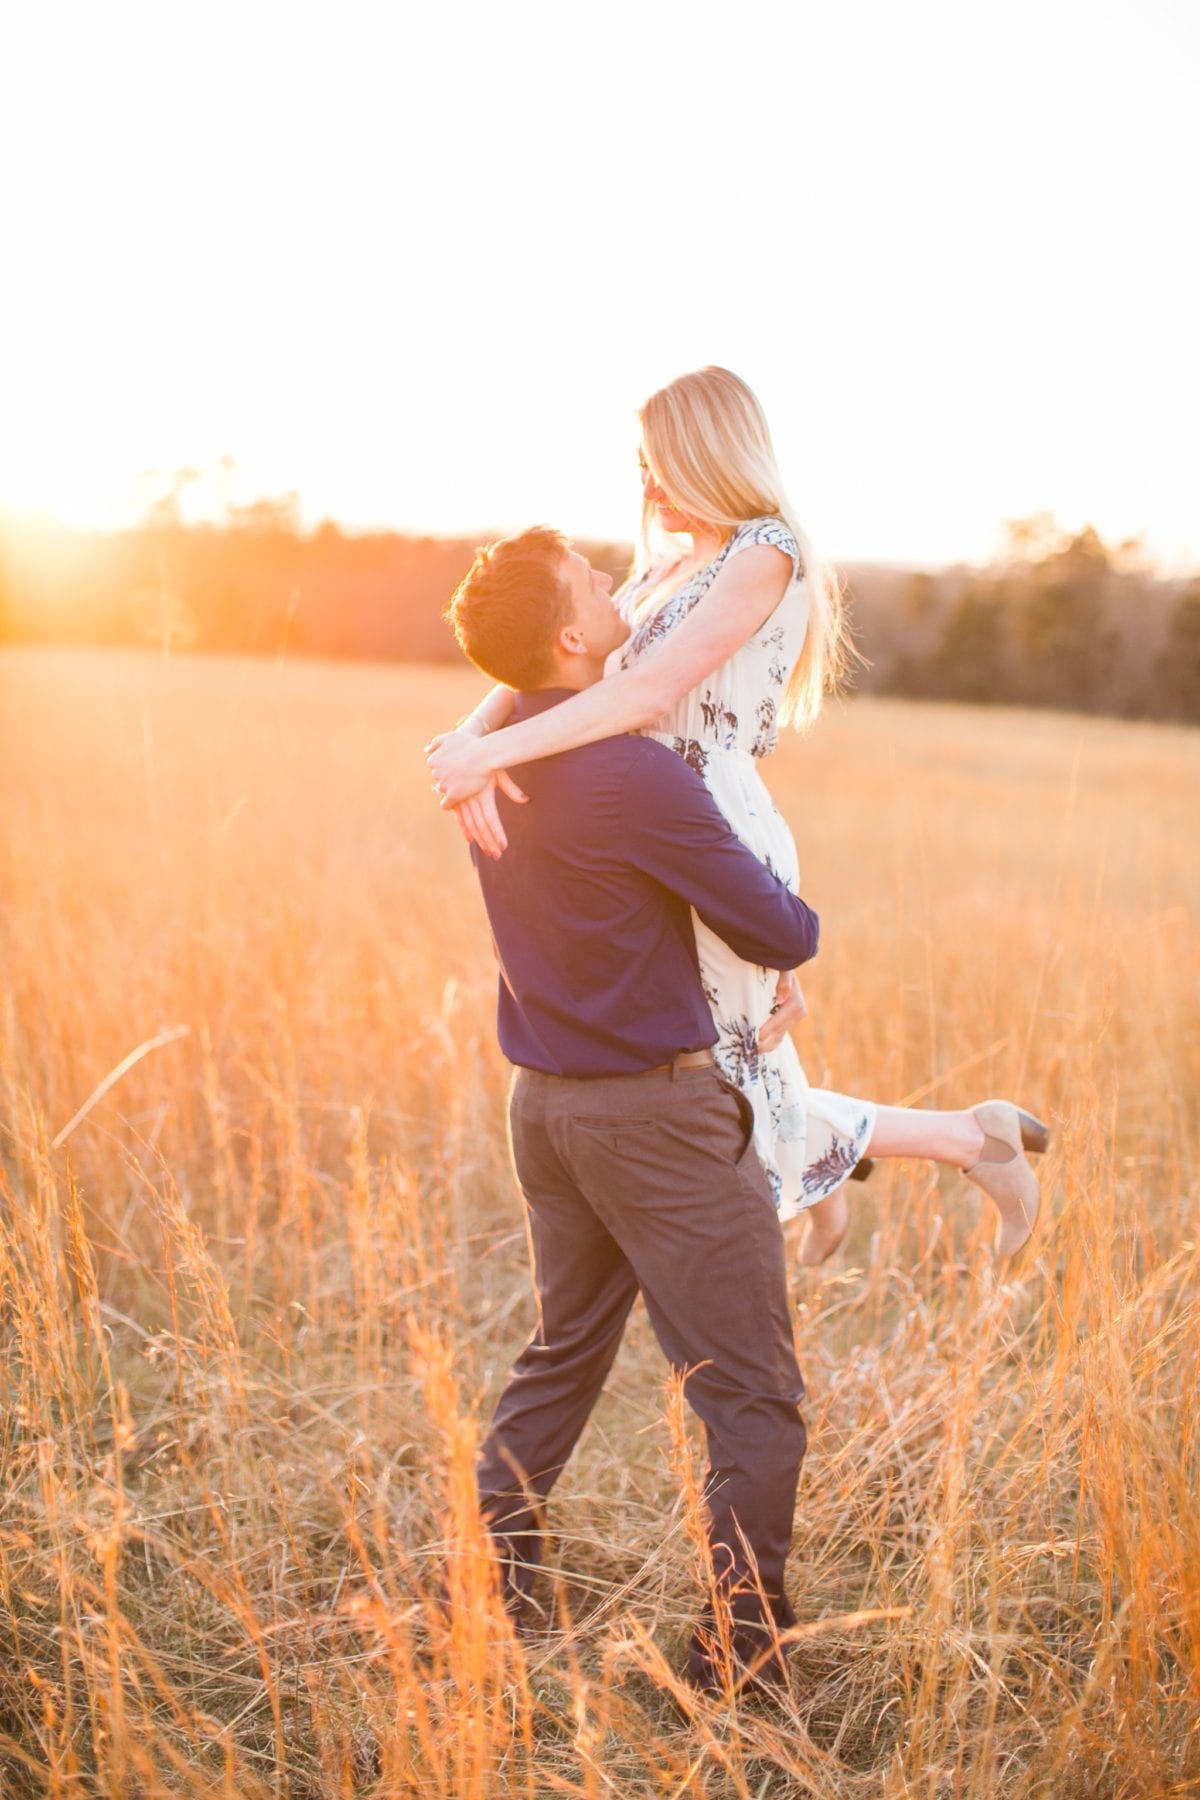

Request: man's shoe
left=686, top=1612, right=793, bottom=1699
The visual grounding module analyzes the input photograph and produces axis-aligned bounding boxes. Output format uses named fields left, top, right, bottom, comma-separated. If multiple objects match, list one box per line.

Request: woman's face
left=638, top=445, right=695, bottom=535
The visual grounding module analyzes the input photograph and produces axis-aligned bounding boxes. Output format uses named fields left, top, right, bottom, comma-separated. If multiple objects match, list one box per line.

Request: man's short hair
left=445, top=526, right=571, bottom=690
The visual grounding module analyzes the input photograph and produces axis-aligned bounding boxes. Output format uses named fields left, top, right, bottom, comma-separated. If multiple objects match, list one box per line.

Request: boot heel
left=1017, top=1109, right=1050, bottom=1155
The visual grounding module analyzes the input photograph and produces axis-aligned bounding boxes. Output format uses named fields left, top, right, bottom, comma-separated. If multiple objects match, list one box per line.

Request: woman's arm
left=425, top=685, right=519, bottom=858
left=439, top=683, right=515, bottom=741
left=427, top=544, right=794, bottom=833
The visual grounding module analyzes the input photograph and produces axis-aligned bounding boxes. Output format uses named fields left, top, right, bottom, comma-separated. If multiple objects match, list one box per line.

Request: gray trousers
left=476, top=1059, right=806, bottom=1675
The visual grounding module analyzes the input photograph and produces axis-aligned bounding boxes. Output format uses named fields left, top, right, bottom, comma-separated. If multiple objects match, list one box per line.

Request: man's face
left=560, top=547, right=629, bottom=663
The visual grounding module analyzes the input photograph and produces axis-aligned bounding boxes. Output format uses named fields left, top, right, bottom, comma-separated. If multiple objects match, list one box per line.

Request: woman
left=427, top=367, right=1048, bottom=1261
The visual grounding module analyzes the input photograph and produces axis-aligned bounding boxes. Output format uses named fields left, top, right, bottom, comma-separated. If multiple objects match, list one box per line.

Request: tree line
left=847, top=518, right=1200, bottom=723
left=2, top=500, right=1197, bottom=722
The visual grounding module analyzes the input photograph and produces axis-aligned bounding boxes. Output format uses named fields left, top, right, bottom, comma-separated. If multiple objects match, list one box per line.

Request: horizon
left=0, top=491, right=1183, bottom=582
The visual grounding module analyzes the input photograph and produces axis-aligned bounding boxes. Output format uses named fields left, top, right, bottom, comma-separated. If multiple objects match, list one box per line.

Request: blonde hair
left=637, top=365, right=850, bottom=729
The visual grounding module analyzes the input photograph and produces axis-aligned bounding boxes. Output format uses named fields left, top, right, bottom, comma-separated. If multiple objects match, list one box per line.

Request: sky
left=2, top=0, right=1197, bottom=569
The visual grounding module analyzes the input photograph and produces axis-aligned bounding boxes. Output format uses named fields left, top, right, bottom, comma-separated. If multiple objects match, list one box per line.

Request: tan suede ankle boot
left=965, top=1099, right=1049, bottom=1255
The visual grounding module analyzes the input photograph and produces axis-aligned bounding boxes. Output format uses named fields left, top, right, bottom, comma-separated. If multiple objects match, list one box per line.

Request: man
left=443, top=526, right=820, bottom=1692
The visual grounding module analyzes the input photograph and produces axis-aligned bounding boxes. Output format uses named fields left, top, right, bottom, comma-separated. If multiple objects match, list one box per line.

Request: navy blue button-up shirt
left=470, top=689, right=819, bottom=1078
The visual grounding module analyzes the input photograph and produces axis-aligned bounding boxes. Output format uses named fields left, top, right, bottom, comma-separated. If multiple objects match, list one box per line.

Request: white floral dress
left=616, top=517, right=875, bottom=1222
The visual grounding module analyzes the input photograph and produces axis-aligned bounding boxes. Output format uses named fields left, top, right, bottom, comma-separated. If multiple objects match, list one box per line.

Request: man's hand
left=426, top=728, right=527, bottom=856
left=758, top=970, right=808, bottom=1053
left=450, top=781, right=511, bottom=859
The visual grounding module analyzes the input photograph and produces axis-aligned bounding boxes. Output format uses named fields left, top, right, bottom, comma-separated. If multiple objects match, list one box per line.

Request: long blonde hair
left=637, top=365, right=849, bottom=729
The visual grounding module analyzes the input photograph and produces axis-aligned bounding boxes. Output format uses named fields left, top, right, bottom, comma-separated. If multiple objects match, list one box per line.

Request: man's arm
left=620, top=742, right=818, bottom=969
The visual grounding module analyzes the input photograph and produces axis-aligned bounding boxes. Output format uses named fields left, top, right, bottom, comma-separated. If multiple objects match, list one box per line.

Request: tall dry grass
left=1, top=644, right=1198, bottom=1798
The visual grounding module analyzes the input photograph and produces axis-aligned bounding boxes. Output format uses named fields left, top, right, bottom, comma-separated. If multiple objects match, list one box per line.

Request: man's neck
left=541, top=661, right=604, bottom=693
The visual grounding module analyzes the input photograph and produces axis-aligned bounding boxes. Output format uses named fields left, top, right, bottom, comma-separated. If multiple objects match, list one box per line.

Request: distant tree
left=865, top=570, right=949, bottom=695
left=1154, top=581, right=1200, bottom=722
left=901, top=571, right=941, bottom=627
left=1000, top=512, right=1063, bottom=565
left=1009, top=526, right=1120, bottom=712
left=931, top=580, right=1015, bottom=704
left=1016, top=581, right=1117, bottom=711
left=226, top=493, right=301, bottom=536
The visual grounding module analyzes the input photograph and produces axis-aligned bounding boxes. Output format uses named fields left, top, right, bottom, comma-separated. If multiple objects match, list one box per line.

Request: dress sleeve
left=727, top=518, right=802, bottom=580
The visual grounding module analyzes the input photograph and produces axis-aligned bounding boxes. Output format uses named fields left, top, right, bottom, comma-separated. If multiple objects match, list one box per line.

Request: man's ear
left=556, top=620, right=588, bottom=658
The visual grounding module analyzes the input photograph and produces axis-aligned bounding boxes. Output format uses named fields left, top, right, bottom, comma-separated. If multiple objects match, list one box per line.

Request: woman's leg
left=864, top=1105, right=985, bottom=1168
left=800, top=1101, right=1048, bottom=1264
left=800, top=1106, right=981, bottom=1266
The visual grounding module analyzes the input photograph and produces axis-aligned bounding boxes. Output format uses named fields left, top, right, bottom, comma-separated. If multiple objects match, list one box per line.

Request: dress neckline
left=629, top=532, right=737, bottom=628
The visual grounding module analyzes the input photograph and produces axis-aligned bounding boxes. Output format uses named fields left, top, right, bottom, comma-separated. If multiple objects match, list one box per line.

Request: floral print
left=620, top=519, right=802, bottom=762
left=616, top=517, right=875, bottom=1219
left=801, top=1114, right=874, bottom=1199
left=672, top=737, right=710, bottom=778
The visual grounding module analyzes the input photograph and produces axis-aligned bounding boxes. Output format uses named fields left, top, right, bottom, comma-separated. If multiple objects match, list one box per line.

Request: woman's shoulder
left=729, top=515, right=799, bottom=553
left=727, top=516, right=802, bottom=577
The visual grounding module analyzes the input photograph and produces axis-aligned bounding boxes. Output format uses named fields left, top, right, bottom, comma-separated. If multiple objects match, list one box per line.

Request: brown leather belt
left=638, top=1048, right=715, bottom=1077
left=525, top=1048, right=717, bottom=1082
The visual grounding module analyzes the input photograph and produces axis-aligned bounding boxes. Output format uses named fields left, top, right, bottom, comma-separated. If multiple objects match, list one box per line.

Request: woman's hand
left=426, top=727, right=528, bottom=809
left=758, top=970, right=808, bottom=1053
left=425, top=727, right=495, bottom=804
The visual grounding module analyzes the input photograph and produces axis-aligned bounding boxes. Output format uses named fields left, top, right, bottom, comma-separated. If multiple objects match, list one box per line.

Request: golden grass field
left=2, top=644, right=1199, bottom=1798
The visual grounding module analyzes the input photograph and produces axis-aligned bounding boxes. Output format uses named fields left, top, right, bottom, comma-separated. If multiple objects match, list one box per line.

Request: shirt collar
left=510, top=687, right=578, bottom=723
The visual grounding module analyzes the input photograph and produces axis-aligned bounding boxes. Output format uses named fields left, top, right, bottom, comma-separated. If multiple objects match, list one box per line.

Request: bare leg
left=797, top=1190, right=850, bottom=1266
left=864, top=1105, right=985, bottom=1168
